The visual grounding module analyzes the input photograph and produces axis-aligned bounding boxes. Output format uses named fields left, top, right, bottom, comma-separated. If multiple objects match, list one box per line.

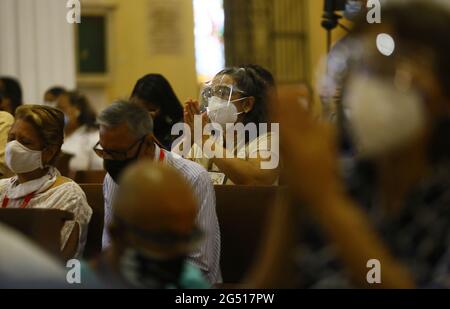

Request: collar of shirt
left=154, top=143, right=168, bottom=163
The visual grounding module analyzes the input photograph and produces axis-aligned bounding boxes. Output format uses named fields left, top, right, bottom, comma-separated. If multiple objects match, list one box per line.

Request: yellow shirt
left=0, top=112, right=14, bottom=179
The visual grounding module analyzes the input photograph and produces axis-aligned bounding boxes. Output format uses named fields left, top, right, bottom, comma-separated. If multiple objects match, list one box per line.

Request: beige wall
left=81, top=0, right=198, bottom=108
left=80, top=0, right=348, bottom=115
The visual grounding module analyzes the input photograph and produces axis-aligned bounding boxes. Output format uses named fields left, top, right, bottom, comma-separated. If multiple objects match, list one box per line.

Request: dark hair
left=65, top=91, right=98, bottom=129
left=216, top=67, right=270, bottom=128
left=46, top=86, right=66, bottom=98
left=352, top=1, right=450, bottom=100
left=131, top=74, right=183, bottom=148
left=0, top=77, right=23, bottom=114
left=240, top=64, right=276, bottom=88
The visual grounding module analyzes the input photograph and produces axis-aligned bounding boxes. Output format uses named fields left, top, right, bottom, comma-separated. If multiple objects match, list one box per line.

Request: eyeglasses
left=93, top=136, right=146, bottom=160
left=200, top=83, right=245, bottom=104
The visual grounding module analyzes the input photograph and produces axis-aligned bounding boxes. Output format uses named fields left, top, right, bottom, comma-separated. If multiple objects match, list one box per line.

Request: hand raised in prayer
left=184, top=99, right=209, bottom=146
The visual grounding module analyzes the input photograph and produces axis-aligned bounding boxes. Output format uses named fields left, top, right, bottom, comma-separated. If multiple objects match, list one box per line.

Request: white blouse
left=61, top=125, right=103, bottom=172
left=183, top=131, right=279, bottom=185
left=0, top=176, right=92, bottom=258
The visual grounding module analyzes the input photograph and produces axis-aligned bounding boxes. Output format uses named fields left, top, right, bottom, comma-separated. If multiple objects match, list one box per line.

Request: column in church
left=0, top=0, right=76, bottom=104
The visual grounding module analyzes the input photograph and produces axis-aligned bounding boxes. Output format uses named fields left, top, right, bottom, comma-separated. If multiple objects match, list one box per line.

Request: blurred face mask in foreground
left=120, top=248, right=186, bottom=289
left=115, top=216, right=202, bottom=288
left=345, top=72, right=425, bottom=158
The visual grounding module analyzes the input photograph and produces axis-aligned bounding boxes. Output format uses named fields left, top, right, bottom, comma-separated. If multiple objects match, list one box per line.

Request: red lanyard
left=2, top=192, right=35, bottom=209
left=159, top=149, right=165, bottom=162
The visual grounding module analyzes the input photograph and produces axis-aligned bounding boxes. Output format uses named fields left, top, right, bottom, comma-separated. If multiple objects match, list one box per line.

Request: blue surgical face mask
left=344, top=0, right=363, bottom=21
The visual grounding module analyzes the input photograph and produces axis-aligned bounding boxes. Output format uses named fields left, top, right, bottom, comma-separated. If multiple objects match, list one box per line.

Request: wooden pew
left=74, top=170, right=106, bottom=184
left=0, top=209, right=74, bottom=258
left=54, top=151, right=74, bottom=177
left=215, top=185, right=278, bottom=283
left=79, top=184, right=104, bottom=259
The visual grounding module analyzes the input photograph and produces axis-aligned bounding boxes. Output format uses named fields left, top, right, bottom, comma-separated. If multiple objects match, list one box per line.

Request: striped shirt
left=102, top=144, right=222, bottom=284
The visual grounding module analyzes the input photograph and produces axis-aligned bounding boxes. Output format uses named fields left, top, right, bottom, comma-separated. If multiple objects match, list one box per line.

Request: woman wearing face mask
left=130, top=74, right=184, bottom=150
left=57, top=91, right=103, bottom=173
left=182, top=66, right=279, bottom=185
left=0, top=105, right=92, bottom=259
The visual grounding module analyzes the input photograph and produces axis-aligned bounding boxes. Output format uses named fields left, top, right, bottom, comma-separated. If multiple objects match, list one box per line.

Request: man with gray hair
left=94, top=100, right=222, bottom=284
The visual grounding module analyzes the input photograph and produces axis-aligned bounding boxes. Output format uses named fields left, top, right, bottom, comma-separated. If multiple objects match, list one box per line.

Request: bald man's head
left=110, top=160, right=198, bottom=257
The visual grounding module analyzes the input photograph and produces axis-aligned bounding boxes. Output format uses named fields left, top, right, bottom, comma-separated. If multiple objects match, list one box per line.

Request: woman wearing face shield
left=248, top=1, right=450, bottom=288
left=0, top=105, right=92, bottom=259
left=182, top=66, right=279, bottom=185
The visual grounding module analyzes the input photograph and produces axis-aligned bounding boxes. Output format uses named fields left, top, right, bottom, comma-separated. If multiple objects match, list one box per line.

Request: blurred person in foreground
left=82, top=160, right=209, bottom=288
left=247, top=1, right=450, bottom=288
left=0, top=223, right=67, bottom=288
left=96, top=101, right=221, bottom=284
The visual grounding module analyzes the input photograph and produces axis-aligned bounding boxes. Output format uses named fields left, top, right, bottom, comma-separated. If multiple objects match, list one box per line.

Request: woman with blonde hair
left=0, top=105, right=92, bottom=258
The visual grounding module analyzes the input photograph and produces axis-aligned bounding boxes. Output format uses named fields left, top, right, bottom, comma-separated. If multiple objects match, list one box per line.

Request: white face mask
left=6, top=140, right=44, bottom=174
left=345, top=73, right=425, bottom=158
left=206, top=96, right=245, bottom=125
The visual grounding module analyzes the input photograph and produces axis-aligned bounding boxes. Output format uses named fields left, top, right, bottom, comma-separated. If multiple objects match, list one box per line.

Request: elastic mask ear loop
left=231, top=97, right=248, bottom=116
left=230, top=97, right=247, bottom=104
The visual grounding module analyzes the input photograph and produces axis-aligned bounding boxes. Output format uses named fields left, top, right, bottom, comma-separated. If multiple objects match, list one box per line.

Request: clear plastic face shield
left=200, top=75, right=248, bottom=125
